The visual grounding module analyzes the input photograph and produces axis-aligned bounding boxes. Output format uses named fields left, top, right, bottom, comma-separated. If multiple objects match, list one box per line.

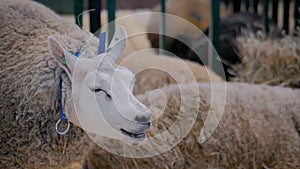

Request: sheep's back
left=84, top=83, right=300, bottom=169
left=0, top=0, right=93, bottom=168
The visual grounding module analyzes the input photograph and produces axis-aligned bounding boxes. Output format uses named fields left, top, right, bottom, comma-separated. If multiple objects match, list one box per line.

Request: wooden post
left=89, top=0, right=101, bottom=34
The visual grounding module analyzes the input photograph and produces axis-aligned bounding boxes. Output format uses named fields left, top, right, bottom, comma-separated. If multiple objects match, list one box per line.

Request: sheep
left=119, top=52, right=223, bottom=95
left=147, top=11, right=283, bottom=80
left=98, top=10, right=224, bottom=92
left=7, top=1, right=297, bottom=169
left=0, top=0, right=223, bottom=168
left=187, top=12, right=283, bottom=80
left=146, top=0, right=228, bottom=57
left=99, top=11, right=224, bottom=94
left=83, top=82, right=300, bottom=169
left=99, top=10, right=154, bottom=61
left=0, top=0, right=153, bottom=168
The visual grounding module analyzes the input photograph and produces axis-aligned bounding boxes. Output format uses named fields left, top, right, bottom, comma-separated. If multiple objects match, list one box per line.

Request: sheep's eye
left=93, top=88, right=104, bottom=93
left=91, top=88, right=111, bottom=99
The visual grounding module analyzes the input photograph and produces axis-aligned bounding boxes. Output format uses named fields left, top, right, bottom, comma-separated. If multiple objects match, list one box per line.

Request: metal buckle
left=55, top=119, right=70, bottom=135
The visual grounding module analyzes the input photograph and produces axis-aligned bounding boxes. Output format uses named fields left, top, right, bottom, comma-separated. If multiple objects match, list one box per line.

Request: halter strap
left=55, top=32, right=106, bottom=135
left=55, top=52, right=79, bottom=135
left=99, top=32, right=106, bottom=54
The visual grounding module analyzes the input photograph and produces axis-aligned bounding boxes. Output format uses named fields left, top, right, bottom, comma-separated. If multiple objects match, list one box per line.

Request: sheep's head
left=48, top=27, right=151, bottom=142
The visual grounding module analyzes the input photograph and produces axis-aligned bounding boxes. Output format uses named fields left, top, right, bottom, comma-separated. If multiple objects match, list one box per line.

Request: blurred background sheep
left=146, top=0, right=228, bottom=57
left=186, top=12, right=283, bottom=79
left=44, top=0, right=299, bottom=82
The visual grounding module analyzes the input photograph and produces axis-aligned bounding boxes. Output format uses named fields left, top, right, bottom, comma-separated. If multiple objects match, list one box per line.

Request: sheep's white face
left=48, top=27, right=151, bottom=142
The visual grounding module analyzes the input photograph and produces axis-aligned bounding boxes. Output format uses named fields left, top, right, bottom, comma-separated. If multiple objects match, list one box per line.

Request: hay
left=232, top=35, right=300, bottom=88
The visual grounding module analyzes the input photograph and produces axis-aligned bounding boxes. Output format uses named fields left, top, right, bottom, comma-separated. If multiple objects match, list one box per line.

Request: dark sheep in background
left=147, top=12, right=283, bottom=80
left=187, top=12, right=283, bottom=80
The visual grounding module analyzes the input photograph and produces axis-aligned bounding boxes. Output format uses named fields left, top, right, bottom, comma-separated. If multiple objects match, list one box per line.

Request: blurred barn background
left=34, top=0, right=300, bottom=85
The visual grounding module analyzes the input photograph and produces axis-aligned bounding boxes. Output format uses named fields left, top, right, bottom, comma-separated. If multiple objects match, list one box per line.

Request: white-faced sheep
left=3, top=1, right=299, bottom=169
left=98, top=11, right=224, bottom=95
left=84, top=82, right=300, bottom=169
left=0, top=0, right=221, bottom=168
left=0, top=0, right=152, bottom=168
left=119, top=52, right=223, bottom=95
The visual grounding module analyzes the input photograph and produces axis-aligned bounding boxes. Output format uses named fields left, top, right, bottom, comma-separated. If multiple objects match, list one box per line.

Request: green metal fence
left=223, top=0, right=300, bottom=35
left=36, top=0, right=300, bottom=49
left=36, top=0, right=300, bottom=74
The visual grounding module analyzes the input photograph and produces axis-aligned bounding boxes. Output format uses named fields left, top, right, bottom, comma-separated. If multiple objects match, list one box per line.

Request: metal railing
left=53, top=0, right=300, bottom=74
left=223, top=0, right=300, bottom=35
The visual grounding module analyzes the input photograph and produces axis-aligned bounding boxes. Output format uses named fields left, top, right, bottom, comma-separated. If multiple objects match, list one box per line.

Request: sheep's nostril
left=135, top=115, right=149, bottom=123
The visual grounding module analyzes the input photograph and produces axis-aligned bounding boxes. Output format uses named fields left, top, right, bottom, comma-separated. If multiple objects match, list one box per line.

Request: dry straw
left=233, top=35, right=300, bottom=88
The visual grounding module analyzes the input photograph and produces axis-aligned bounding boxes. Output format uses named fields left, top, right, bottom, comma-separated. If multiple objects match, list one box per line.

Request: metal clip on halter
left=56, top=71, right=71, bottom=135
left=55, top=32, right=107, bottom=135
left=56, top=119, right=70, bottom=135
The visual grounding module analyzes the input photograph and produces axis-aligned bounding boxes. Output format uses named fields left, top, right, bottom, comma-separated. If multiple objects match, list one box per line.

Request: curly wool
left=3, top=0, right=299, bottom=169
left=119, top=53, right=223, bottom=95
left=0, top=0, right=98, bottom=168
left=84, top=83, right=300, bottom=169
left=0, top=0, right=223, bottom=168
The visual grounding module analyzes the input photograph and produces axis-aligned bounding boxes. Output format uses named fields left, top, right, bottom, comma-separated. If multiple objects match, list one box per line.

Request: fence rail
left=35, top=0, right=300, bottom=74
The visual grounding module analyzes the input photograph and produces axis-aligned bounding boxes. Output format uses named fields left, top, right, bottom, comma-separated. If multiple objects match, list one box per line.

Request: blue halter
left=56, top=32, right=106, bottom=135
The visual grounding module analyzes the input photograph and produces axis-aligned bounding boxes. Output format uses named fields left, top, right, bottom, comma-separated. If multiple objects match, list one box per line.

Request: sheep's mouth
left=120, top=128, right=146, bottom=139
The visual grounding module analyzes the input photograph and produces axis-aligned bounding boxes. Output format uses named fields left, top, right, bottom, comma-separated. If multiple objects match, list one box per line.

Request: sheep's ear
left=106, top=26, right=127, bottom=62
left=48, top=36, right=76, bottom=80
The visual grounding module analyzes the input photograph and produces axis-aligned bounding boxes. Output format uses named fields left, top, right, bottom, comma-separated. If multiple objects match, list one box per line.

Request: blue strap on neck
left=59, top=52, right=80, bottom=122
left=74, top=52, right=80, bottom=57
left=98, top=32, right=106, bottom=54
left=59, top=73, right=68, bottom=122
left=56, top=71, right=70, bottom=135
left=56, top=52, right=80, bottom=135
left=56, top=33, right=105, bottom=134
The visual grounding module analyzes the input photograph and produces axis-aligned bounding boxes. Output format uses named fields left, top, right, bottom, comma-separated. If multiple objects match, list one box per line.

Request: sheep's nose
left=135, top=114, right=151, bottom=123
left=146, top=121, right=151, bottom=128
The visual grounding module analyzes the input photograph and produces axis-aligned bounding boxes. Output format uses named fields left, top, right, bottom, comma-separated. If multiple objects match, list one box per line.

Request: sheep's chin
left=121, top=135, right=147, bottom=146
